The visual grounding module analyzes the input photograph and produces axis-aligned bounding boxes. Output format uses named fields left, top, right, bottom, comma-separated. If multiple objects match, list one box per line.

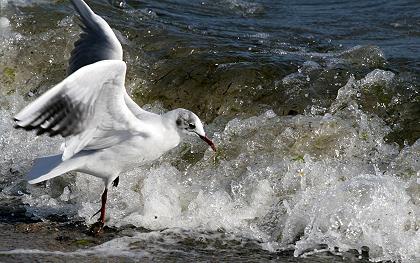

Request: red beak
left=199, top=135, right=217, bottom=152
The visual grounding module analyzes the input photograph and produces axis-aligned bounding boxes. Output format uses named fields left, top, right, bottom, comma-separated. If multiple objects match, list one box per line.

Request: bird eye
left=188, top=123, right=196, bottom=129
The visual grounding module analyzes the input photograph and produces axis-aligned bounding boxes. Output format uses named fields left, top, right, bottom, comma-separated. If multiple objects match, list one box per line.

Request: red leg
left=99, top=188, right=108, bottom=224
left=90, top=188, right=108, bottom=235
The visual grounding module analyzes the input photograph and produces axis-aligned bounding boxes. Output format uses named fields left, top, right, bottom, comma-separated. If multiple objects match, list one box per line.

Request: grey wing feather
left=13, top=93, right=87, bottom=137
left=69, top=0, right=150, bottom=121
left=14, top=60, right=148, bottom=160
left=68, top=0, right=123, bottom=75
left=14, top=60, right=122, bottom=140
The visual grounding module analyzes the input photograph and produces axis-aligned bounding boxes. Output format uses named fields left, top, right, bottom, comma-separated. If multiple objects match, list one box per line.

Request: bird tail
left=27, top=154, right=79, bottom=184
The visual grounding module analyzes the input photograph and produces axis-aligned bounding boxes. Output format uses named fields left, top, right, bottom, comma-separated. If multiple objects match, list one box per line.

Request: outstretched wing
left=68, top=0, right=123, bottom=74
left=14, top=60, right=148, bottom=160
left=68, top=0, right=153, bottom=120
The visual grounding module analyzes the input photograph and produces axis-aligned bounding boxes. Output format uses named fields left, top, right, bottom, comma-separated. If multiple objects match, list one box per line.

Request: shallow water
left=0, top=0, right=419, bottom=262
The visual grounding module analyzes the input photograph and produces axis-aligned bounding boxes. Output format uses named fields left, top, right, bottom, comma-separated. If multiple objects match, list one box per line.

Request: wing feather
left=15, top=0, right=152, bottom=161
left=68, top=0, right=123, bottom=74
left=14, top=60, right=147, bottom=160
left=68, top=0, right=151, bottom=121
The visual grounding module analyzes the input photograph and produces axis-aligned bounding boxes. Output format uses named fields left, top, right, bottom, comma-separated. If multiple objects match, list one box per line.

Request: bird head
left=171, top=109, right=216, bottom=152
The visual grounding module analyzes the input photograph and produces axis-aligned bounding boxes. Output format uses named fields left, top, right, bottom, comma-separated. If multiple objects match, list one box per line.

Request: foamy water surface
left=0, top=0, right=419, bottom=262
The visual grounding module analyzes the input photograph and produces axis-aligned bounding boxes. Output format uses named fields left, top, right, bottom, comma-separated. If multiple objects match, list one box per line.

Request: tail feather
left=27, top=154, right=77, bottom=184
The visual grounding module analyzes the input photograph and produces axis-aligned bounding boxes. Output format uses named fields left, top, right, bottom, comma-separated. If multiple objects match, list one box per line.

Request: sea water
left=0, top=0, right=419, bottom=262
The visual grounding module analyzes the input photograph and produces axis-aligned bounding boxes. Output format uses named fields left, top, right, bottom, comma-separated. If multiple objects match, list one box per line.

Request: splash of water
left=7, top=72, right=416, bottom=262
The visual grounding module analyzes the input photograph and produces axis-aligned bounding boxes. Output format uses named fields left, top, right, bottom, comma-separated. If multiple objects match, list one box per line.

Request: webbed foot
left=89, top=221, right=104, bottom=236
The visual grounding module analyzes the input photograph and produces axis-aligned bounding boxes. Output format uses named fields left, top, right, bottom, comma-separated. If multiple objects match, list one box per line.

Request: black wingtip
left=14, top=123, right=36, bottom=131
left=35, top=128, right=47, bottom=136
left=48, top=129, right=60, bottom=137
left=13, top=118, right=22, bottom=130
left=13, top=124, right=35, bottom=132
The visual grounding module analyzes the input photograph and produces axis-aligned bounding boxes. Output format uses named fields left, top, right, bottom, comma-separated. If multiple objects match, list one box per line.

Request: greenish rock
left=74, top=239, right=94, bottom=246
left=3, top=67, right=15, bottom=80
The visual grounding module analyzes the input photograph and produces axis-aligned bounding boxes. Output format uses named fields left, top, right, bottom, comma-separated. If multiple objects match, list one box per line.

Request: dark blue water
left=114, top=0, right=420, bottom=71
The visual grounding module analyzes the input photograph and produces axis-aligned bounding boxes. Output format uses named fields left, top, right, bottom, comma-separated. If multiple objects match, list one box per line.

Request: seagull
left=13, top=0, right=216, bottom=233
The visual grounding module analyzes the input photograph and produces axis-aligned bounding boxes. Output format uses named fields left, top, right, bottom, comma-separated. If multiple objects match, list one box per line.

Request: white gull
left=13, top=0, right=216, bottom=233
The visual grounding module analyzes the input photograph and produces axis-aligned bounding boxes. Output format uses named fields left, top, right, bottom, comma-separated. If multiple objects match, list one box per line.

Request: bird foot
left=89, top=221, right=104, bottom=236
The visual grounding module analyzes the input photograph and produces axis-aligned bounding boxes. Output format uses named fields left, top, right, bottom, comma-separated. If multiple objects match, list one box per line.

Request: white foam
left=0, top=0, right=49, bottom=7
left=1, top=70, right=419, bottom=263
left=0, top=17, right=9, bottom=28
left=0, top=95, right=61, bottom=196
left=0, top=228, right=250, bottom=259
